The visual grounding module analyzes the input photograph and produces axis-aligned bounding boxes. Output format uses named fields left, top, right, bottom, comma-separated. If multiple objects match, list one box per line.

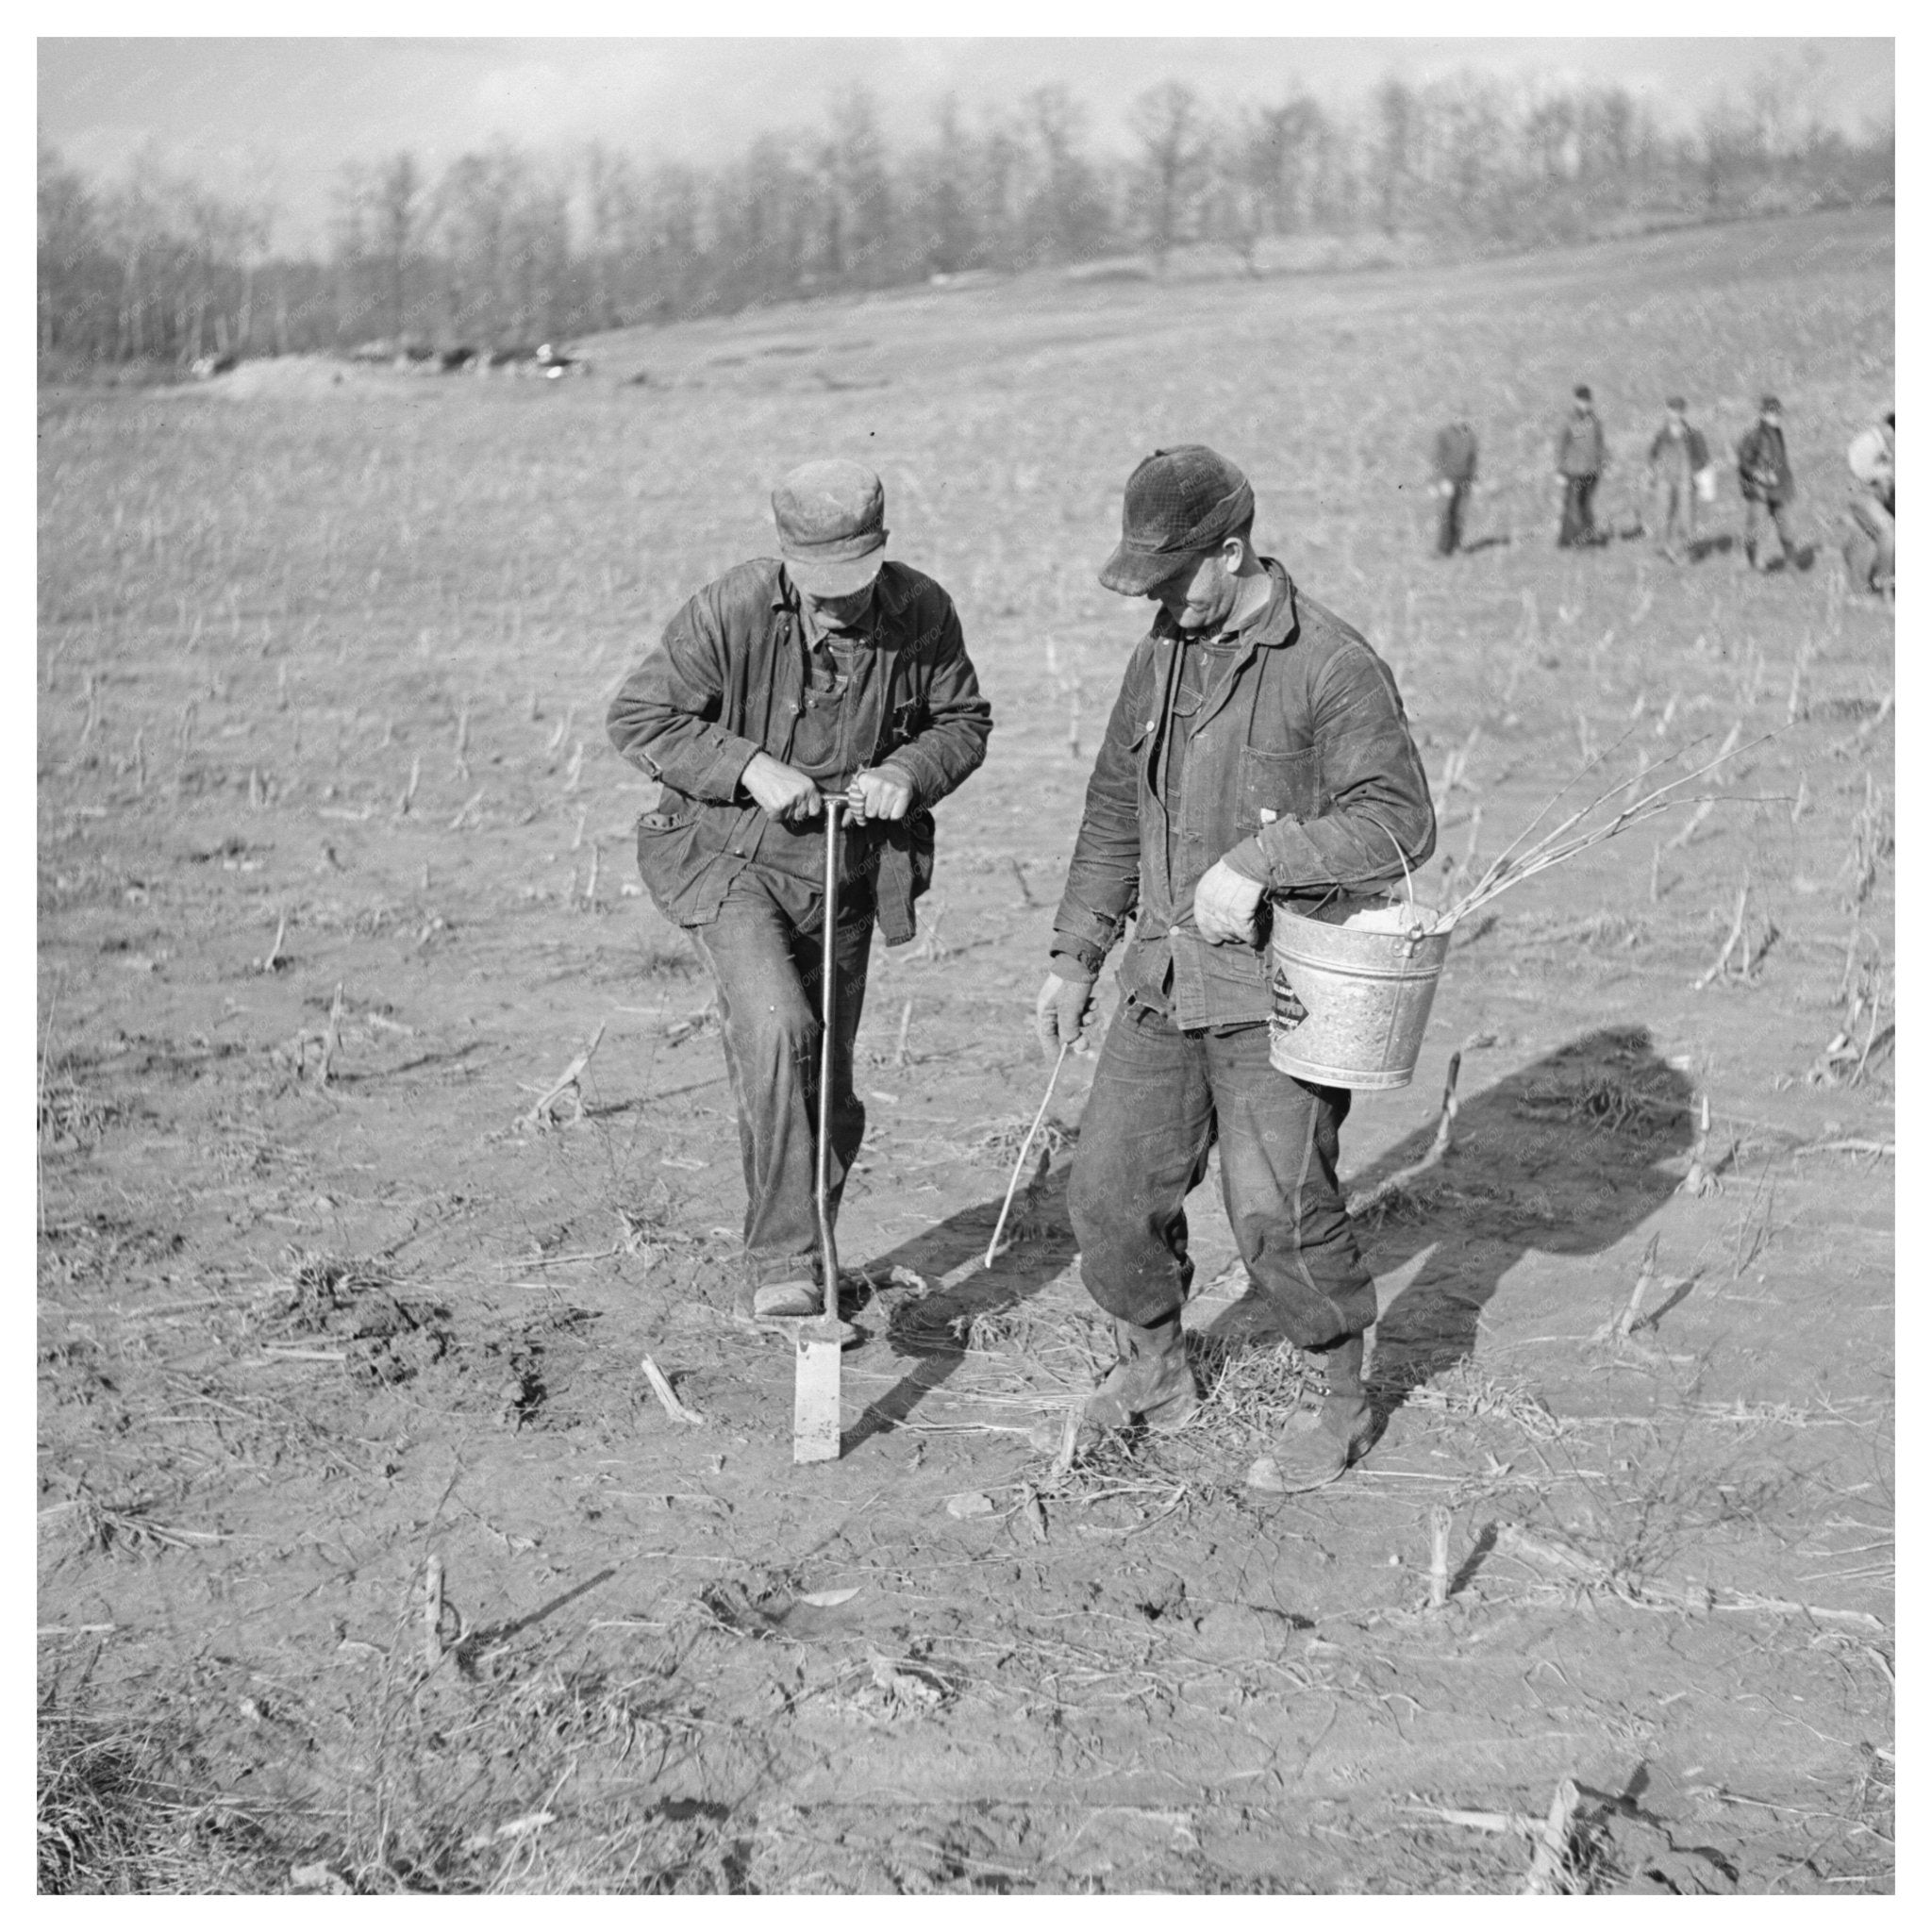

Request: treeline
left=39, top=68, right=1894, bottom=367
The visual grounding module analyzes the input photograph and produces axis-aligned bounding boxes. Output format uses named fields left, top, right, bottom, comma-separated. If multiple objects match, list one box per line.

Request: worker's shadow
left=849, top=1026, right=1693, bottom=1446
left=847, top=1160, right=1084, bottom=1452
left=1341, top=1025, right=1695, bottom=1422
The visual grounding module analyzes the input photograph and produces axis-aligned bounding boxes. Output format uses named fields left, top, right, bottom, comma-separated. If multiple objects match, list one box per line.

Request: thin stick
left=1617, top=1234, right=1660, bottom=1337
left=640, top=1354, right=707, bottom=1426
left=1692, top=883, right=1750, bottom=991
left=985, top=1043, right=1071, bottom=1268
left=1346, top=1050, right=1460, bottom=1218
left=262, top=909, right=287, bottom=974
left=318, top=982, right=344, bottom=1086
left=520, top=1023, right=607, bottom=1127
left=424, top=1555, right=445, bottom=1668
left=1427, top=1506, right=1453, bottom=1609
left=892, top=998, right=913, bottom=1068
left=1523, top=1779, right=1583, bottom=1894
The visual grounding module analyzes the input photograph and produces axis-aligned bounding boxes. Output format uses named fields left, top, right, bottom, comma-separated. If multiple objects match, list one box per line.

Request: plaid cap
left=1760, top=393, right=1783, bottom=413
left=773, top=458, right=889, bottom=595
left=1098, top=445, right=1255, bottom=595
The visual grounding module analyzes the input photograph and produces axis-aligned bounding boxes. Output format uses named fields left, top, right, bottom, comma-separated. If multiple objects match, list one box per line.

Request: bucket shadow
left=846, top=1163, right=1082, bottom=1452
left=1342, top=1026, right=1693, bottom=1417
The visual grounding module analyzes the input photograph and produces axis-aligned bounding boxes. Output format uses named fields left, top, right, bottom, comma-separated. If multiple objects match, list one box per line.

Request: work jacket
left=1556, top=411, right=1606, bottom=477
left=1737, top=423, right=1795, bottom=504
left=1050, top=560, right=1436, bottom=1031
left=607, top=558, right=992, bottom=943
left=1647, top=423, right=1709, bottom=477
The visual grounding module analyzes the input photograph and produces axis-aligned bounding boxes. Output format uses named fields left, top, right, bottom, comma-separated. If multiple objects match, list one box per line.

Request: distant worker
left=1843, top=409, right=1894, bottom=598
left=1737, top=393, right=1800, bottom=574
left=1554, top=385, right=1607, bottom=549
left=1430, top=420, right=1479, bottom=557
left=1645, top=396, right=1711, bottom=564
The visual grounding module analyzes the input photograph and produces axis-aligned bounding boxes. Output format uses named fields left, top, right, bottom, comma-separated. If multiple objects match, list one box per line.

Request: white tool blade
left=792, top=1332, right=842, bottom=1463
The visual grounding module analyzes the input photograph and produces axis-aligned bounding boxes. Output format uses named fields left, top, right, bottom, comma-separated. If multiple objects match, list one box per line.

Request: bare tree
left=1129, top=82, right=1210, bottom=271
left=371, top=153, right=424, bottom=344
left=1373, top=77, right=1419, bottom=237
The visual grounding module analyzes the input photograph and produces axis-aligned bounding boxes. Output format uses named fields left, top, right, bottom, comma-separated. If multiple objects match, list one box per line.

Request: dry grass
left=37, top=1710, right=279, bottom=1893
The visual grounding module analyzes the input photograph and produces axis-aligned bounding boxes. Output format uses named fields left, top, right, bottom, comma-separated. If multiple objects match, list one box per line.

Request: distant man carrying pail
left=1035, top=446, right=1436, bottom=1491
left=1645, top=396, right=1711, bottom=565
left=608, top=460, right=991, bottom=1327
left=1555, top=385, right=1607, bottom=548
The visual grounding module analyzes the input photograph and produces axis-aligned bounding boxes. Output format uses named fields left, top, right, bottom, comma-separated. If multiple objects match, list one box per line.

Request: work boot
left=734, top=1274, right=858, bottom=1345
left=1246, top=1334, right=1373, bottom=1493
left=1082, top=1314, right=1199, bottom=1434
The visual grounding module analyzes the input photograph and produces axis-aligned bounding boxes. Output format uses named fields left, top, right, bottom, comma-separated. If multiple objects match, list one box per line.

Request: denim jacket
left=607, top=558, right=991, bottom=943
left=1050, top=561, right=1436, bottom=1030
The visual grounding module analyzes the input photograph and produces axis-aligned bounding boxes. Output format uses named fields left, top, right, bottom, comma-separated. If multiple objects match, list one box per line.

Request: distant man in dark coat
left=1035, top=446, right=1435, bottom=1491
left=1555, top=385, right=1607, bottom=548
left=1737, top=393, right=1799, bottom=572
left=608, top=460, right=992, bottom=1325
left=1645, top=395, right=1710, bottom=564
left=1430, top=420, right=1479, bottom=557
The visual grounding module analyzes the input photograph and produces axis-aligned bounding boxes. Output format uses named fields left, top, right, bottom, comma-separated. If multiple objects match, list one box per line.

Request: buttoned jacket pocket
left=1238, top=744, right=1324, bottom=826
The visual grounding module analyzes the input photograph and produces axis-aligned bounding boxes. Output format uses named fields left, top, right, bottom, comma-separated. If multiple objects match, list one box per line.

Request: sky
left=38, top=30, right=1896, bottom=255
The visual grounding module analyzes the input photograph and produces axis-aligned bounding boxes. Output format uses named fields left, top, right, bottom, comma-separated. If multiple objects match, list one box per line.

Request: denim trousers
left=1067, top=1000, right=1376, bottom=1347
left=690, top=869, right=873, bottom=1287
left=1654, top=476, right=1696, bottom=554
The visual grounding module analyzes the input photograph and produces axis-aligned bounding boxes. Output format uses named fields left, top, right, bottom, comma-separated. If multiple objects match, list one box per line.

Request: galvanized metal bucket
left=1268, top=892, right=1450, bottom=1091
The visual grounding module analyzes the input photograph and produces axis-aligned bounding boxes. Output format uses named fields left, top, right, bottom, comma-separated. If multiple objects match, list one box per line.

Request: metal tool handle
left=812, top=794, right=848, bottom=1323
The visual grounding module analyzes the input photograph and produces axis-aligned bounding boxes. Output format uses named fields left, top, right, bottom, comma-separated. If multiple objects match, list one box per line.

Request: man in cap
left=1036, top=446, right=1435, bottom=1491
left=1843, top=409, right=1893, bottom=598
left=1737, top=394, right=1799, bottom=573
left=1645, top=396, right=1710, bottom=564
left=608, top=459, right=991, bottom=1325
left=1429, top=419, right=1479, bottom=558
left=1555, top=385, right=1607, bottom=548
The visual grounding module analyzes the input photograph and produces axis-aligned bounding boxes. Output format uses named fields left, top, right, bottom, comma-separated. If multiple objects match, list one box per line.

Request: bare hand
left=1193, top=858, right=1265, bottom=945
left=846, top=765, right=914, bottom=824
left=741, top=752, right=823, bottom=824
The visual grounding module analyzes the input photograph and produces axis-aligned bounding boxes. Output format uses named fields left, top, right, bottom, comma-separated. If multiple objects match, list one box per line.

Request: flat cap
left=773, top=458, right=889, bottom=595
left=1665, top=394, right=1687, bottom=411
left=1759, top=393, right=1783, bottom=413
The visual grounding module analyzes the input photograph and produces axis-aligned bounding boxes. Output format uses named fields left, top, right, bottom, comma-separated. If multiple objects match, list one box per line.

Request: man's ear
left=1223, top=534, right=1249, bottom=572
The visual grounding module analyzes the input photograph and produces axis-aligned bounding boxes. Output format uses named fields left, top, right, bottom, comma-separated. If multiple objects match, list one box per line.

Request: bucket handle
left=1359, top=810, right=1416, bottom=913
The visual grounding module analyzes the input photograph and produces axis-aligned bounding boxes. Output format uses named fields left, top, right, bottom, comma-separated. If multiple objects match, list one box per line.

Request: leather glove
left=1193, top=858, right=1266, bottom=945
left=1034, top=971, right=1095, bottom=1060
left=845, top=764, right=914, bottom=824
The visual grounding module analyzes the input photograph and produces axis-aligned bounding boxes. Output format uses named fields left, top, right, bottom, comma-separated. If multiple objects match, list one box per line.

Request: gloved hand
left=1034, top=971, right=1095, bottom=1060
left=845, top=764, right=914, bottom=824
left=1193, top=858, right=1266, bottom=945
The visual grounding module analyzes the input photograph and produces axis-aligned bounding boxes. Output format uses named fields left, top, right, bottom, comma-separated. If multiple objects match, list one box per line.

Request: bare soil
left=38, top=208, right=1892, bottom=1893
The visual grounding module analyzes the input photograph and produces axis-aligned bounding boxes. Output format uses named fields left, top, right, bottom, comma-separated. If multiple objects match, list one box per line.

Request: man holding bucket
left=608, top=459, right=991, bottom=1328
left=1037, top=446, right=1436, bottom=1491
